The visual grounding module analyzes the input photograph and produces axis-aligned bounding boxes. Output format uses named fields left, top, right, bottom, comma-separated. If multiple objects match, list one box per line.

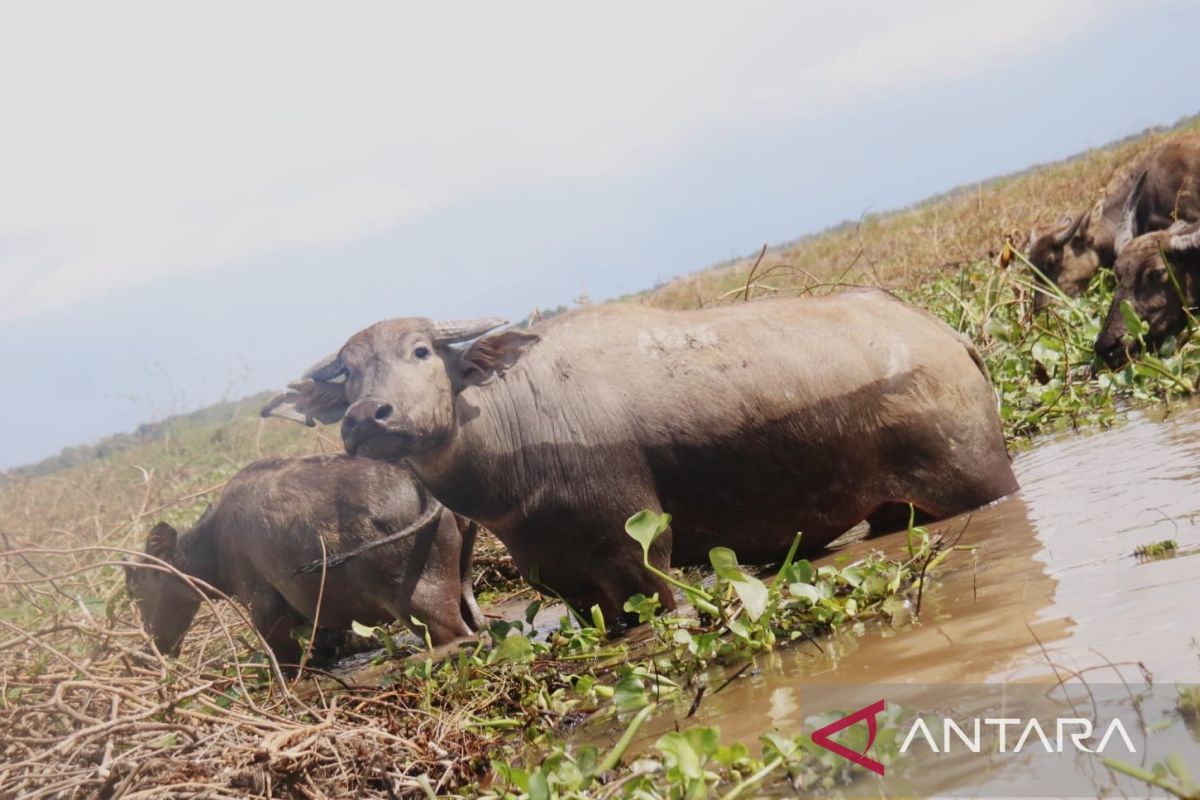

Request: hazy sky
left=2, top=1, right=1198, bottom=469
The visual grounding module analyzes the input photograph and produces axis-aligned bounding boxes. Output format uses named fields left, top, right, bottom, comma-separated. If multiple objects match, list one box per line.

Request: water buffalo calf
left=124, top=455, right=483, bottom=664
left=268, top=291, right=1018, bottom=624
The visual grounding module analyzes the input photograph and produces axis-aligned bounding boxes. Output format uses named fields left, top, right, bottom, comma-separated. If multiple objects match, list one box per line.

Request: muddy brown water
left=576, top=401, right=1200, bottom=794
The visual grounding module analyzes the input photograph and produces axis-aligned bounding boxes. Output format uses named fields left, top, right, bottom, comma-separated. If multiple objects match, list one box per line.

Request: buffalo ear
left=261, top=383, right=350, bottom=426
left=145, top=523, right=178, bottom=562
left=1076, top=209, right=1091, bottom=240
left=1114, top=171, right=1148, bottom=256
left=261, top=352, right=350, bottom=426
left=461, top=330, right=540, bottom=383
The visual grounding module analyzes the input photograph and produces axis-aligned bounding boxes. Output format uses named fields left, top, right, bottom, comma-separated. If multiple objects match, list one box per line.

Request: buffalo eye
left=414, top=345, right=431, bottom=360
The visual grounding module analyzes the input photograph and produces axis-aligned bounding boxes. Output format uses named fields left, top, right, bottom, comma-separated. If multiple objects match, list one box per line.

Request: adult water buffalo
left=124, top=455, right=483, bottom=664
left=1095, top=173, right=1200, bottom=367
left=268, top=291, right=1017, bottom=623
left=1028, top=135, right=1200, bottom=312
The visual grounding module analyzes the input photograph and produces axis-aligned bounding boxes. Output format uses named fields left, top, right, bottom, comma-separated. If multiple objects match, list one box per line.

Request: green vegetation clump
left=408, top=510, right=951, bottom=798
left=906, top=252, right=1197, bottom=443
left=1133, top=539, right=1179, bottom=559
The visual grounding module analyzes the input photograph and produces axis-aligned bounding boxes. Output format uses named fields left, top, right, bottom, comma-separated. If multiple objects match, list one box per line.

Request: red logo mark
left=810, top=699, right=886, bottom=775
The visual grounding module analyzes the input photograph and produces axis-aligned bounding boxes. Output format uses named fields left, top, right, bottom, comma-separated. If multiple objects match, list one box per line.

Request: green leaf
left=625, top=510, right=671, bottom=559
left=785, top=559, right=814, bottom=585
left=709, top=547, right=769, bottom=621
left=685, top=725, right=721, bottom=758
left=614, top=673, right=648, bottom=712
left=528, top=770, right=551, bottom=800
left=839, top=567, right=864, bottom=588
left=623, top=593, right=661, bottom=623
left=575, top=746, right=598, bottom=780
left=409, top=615, right=433, bottom=652
left=733, top=577, right=769, bottom=621
left=1120, top=300, right=1149, bottom=338
left=708, top=547, right=743, bottom=582
left=727, top=617, right=752, bottom=640
left=493, top=633, right=533, bottom=663
left=714, top=741, right=749, bottom=767
left=590, top=604, right=607, bottom=636
left=761, top=731, right=798, bottom=761
left=789, top=582, right=820, bottom=604
left=350, top=620, right=378, bottom=639
left=657, top=731, right=704, bottom=780
left=490, top=760, right=530, bottom=792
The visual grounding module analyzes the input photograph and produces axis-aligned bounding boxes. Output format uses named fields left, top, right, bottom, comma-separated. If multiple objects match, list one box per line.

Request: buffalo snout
left=343, top=398, right=396, bottom=452
left=346, top=399, right=394, bottom=426
left=1094, top=330, right=1135, bottom=369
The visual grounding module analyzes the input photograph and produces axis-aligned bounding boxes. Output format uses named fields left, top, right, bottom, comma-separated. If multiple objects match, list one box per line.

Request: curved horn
left=1114, top=170, right=1149, bottom=256
left=431, top=317, right=509, bottom=344
left=1051, top=210, right=1088, bottom=247
left=1168, top=220, right=1200, bottom=252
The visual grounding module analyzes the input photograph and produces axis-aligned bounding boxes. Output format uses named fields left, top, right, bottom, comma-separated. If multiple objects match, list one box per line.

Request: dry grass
left=0, top=415, right=503, bottom=797
left=640, top=115, right=1200, bottom=310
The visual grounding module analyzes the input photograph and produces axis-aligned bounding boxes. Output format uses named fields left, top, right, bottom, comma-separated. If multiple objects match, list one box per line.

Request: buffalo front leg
left=598, top=558, right=676, bottom=631
left=523, top=562, right=671, bottom=633
left=583, top=514, right=677, bottom=630
left=245, top=588, right=307, bottom=669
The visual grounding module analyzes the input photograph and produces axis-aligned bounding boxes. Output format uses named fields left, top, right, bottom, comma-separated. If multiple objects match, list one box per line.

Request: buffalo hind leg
left=866, top=502, right=936, bottom=536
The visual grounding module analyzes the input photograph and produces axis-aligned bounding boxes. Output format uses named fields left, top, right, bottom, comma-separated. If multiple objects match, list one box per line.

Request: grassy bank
left=640, top=114, right=1200, bottom=308
left=3, top=120, right=1199, bottom=798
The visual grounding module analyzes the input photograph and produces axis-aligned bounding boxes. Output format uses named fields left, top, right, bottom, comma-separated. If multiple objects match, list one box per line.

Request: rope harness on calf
left=292, top=500, right=445, bottom=575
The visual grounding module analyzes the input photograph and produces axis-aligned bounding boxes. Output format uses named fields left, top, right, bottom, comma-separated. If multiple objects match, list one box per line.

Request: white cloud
left=0, top=0, right=1122, bottom=320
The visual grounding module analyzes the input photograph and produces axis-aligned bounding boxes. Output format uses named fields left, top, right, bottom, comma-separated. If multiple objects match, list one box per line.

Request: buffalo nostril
left=374, top=403, right=394, bottom=422
left=344, top=415, right=357, bottom=429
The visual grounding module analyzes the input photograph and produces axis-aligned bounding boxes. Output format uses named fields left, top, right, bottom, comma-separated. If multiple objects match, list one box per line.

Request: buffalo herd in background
left=126, top=134, right=1200, bottom=664
left=1028, top=134, right=1200, bottom=364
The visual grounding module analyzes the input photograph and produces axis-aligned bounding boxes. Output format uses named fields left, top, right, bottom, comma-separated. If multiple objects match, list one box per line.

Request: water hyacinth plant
left=474, top=510, right=955, bottom=798
left=906, top=250, right=1198, bottom=443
